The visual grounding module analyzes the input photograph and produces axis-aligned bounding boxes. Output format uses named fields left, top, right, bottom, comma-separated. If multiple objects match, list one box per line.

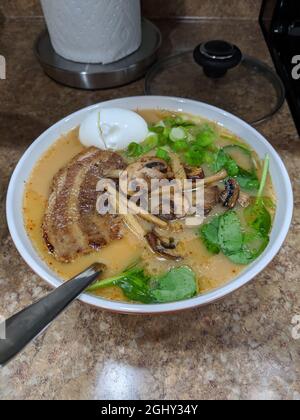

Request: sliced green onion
left=257, top=155, right=270, bottom=201
left=195, top=125, right=217, bottom=147
left=171, top=140, right=188, bottom=152
left=156, top=148, right=171, bottom=162
left=169, top=127, right=187, bottom=142
left=164, top=117, right=183, bottom=127
left=184, top=146, right=204, bottom=167
left=127, top=142, right=143, bottom=157
left=149, top=122, right=165, bottom=134
left=155, top=121, right=166, bottom=128
left=142, top=134, right=158, bottom=153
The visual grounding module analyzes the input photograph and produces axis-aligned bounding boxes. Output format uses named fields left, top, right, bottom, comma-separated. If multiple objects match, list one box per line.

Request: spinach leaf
left=235, top=168, right=260, bottom=191
left=87, top=265, right=197, bottom=304
left=244, top=155, right=272, bottom=236
left=117, top=275, right=153, bottom=304
left=213, top=149, right=228, bottom=172
left=218, top=212, right=269, bottom=265
left=200, top=156, right=272, bottom=266
left=213, top=149, right=239, bottom=177
left=200, top=210, right=270, bottom=266
left=212, top=148, right=259, bottom=191
left=87, top=266, right=153, bottom=303
left=244, top=200, right=272, bottom=236
left=218, top=211, right=243, bottom=255
left=150, top=267, right=197, bottom=303
left=200, top=216, right=221, bottom=254
left=227, top=232, right=269, bottom=265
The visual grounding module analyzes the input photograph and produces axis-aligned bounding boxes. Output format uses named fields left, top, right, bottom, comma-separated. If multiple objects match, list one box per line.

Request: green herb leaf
left=117, top=276, right=153, bottom=303
left=218, top=211, right=243, bottom=255
left=243, top=155, right=272, bottom=236
left=223, top=145, right=254, bottom=172
left=244, top=201, right=272, bottom=236
left=88, top=265, right=197, bottom=304
left=200, top=216, right=221, bottom=254
left=200, top=210, right=270, bottom=266
left=227, top=231, right=269, bottom=265
left=213, top=149, right=239, bottom=177
left=150, top=267, right=197, bottom=303
left=235, top=168, right=260, bottom=191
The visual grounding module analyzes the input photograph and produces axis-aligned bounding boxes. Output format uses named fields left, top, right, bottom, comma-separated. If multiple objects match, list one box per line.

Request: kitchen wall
left=0, top=0, right=262, bottom=19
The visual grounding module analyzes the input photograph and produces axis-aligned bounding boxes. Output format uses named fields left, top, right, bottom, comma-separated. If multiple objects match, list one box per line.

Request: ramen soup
left=24, top=110, right=276, bottom=304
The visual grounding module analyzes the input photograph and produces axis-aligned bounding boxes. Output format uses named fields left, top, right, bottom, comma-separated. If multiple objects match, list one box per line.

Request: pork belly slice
left=43, top=147, right=126, bottom=263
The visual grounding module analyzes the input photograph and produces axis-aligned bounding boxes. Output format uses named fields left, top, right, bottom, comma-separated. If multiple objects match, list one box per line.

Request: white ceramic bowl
left=6, top=96, right=293, bottom=314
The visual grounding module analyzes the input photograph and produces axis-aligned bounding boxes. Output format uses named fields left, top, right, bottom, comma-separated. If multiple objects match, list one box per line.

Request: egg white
left=79, top=108, right=149, bottom=151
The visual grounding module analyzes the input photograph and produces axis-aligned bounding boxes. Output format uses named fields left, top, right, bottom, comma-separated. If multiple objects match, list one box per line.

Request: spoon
left=0, top=263, right=104, bottom=367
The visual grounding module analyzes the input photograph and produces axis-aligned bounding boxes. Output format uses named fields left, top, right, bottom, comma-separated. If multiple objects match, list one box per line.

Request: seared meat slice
left=43, top=147, right=126, bottom=263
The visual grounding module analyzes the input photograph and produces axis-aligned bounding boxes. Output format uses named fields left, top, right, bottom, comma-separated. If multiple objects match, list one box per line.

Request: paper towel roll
left=40, top=0, right=142, bottom=64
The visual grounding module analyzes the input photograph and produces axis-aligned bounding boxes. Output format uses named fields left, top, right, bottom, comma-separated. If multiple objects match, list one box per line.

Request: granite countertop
left=0, top=17, right=299, bottom=400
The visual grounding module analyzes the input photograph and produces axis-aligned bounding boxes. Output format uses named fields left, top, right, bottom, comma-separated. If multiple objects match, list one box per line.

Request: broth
left=23, top=110, right=275, bottom=302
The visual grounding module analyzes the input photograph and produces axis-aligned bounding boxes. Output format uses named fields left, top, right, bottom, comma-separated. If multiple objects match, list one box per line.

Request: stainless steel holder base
left=35, top=19, right=161, bottom=90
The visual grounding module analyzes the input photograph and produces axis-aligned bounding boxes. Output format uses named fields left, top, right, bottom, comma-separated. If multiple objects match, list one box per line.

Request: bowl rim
left=6, top=96, right=294, bottom=314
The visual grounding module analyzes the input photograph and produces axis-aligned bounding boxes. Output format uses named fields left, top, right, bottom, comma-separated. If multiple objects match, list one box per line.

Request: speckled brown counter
left=0, top=16, right=299, bottom=400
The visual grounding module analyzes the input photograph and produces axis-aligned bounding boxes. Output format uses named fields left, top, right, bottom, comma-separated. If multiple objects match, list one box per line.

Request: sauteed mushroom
left=220, top=178, right=240, bottom=209
left=145, top=230, right=182, bottom=261
left=204, top=169, right=228, bottom=186
left=151, top=181, right=192, bottom=222
left=238, top=191, right=251, bottom=208
left=122, top=157, right=173, bottom=196
left=106, top=183, right=168, bottom=229
left=169, top=152, right=186, bottom=181
left=204, top=186, right=220, bottom=215
left=185, top=166, right=205, bottom=181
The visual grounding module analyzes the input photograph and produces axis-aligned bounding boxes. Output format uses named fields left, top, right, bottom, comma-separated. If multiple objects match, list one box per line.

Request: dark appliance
left=260, top=0, right=300, bottom=134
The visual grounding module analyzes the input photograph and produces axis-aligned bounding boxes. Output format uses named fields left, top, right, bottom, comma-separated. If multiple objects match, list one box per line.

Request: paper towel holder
left=35, top=19, right=161, bottom=90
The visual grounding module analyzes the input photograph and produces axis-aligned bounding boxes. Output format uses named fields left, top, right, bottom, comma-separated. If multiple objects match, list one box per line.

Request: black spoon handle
left=0, top=263, right=104, bottom=367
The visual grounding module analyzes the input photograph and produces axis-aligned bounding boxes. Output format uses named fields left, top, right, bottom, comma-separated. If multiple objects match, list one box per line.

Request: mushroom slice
left=123, top=213, right=147, bottom=241
left=169, top=151, right=186, bottom=181
left=204, top=186, right=220, bottom=215
left=238, top=191, right=251, bottom=208
left=145, top=230, right=182, bottom=261
left=151, top=192, right=190, bottom=222
left=106, top=183, right=168, bottom=229
left=204, top=169, right=228, bottom=186
left=184, top=170, right=228, bottom=194
left=123, top=157, right=173, bottom=196
left=185, top=166, right=205, bottom=181
left=220, top=178, right=240, bottom=209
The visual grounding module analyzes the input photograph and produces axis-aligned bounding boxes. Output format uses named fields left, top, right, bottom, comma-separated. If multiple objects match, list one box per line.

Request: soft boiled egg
left=79, top=108, right=149, bottom=151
